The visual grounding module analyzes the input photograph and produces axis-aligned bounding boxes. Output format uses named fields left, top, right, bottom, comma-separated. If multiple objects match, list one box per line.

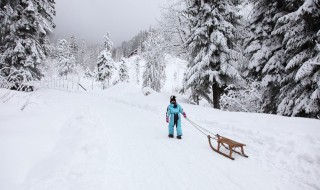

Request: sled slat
left=207, top=135, right=248, bottom=160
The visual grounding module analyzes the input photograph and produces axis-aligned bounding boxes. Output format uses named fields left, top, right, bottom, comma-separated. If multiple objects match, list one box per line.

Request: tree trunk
left=212, top=83, right=221, bottom=109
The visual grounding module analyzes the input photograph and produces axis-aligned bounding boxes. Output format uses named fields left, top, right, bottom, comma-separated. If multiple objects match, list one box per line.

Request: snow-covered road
left=1, top=84, right=320, bottom=190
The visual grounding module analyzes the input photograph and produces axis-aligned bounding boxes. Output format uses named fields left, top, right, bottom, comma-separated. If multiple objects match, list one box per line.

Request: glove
left=183, top=112, right=187, bottom=118
left=166, top=117, right=169, bottom=123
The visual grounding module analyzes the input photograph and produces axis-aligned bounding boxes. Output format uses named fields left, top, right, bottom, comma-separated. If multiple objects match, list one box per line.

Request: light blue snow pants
left=169, top=118, right=182, bottom=136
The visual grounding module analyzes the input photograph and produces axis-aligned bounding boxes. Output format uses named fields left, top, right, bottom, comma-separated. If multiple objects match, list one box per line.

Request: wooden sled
left=207, top=134, right=248, bottom=160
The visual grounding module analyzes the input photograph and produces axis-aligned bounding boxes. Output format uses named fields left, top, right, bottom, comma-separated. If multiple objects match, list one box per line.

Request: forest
left=0, top=0, right=319, bottom=119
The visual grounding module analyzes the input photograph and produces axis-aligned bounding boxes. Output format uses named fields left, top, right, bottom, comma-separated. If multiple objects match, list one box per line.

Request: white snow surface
left=112, top=54, right=186, bottom=94
left=1, top=83, right=320, bottom=190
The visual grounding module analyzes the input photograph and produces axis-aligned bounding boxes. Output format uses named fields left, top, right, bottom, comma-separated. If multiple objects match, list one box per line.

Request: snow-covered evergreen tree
left=182, top=0, right=243, bottom=109
left=116, top=30, right=150, bottom=58
left=274, top=0, right=320, bottom=118
left=0, top=0, right=55, bottom=89
left=57, top=39, right=76, bottom=77
left=134, top=57, right=140, bottom=85
left=87, top=44, right=100, bottom=70
left=69, top=35, right=83, bottom=66
left=244, top=0, right=320, bottom=118
left=69, top=35, right=79, bottom=56
left=96, top=33, right=115, bottom=89
left=142, top=32, right=166, bottom=92
left=244, top=0, right=292, bottom=113
left=84, top=68, right=93, bottom=78
left=78, top=39, right=88, bottom=67
left=119, top=58, right=129, bottom=82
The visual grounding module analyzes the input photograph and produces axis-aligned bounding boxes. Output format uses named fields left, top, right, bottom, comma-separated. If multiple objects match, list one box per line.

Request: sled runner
left=185, top=118, right=249, bottom=160
left=207, top=134, right=248, bottom=160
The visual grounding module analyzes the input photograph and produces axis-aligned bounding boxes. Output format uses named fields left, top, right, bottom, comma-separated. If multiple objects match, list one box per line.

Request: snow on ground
left=1, top=83, right=320, bottom=190
left=112, top=54, right=186, bottom=94
left=162, top=54, right=187, bottom=94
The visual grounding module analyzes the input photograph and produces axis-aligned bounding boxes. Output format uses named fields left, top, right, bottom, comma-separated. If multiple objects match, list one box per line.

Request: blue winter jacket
left=166, top=103, right=184, bottom=127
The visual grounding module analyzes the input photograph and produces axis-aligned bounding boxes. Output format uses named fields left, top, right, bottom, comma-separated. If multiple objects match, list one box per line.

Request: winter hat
left=170, top=95, right=176, bottom=103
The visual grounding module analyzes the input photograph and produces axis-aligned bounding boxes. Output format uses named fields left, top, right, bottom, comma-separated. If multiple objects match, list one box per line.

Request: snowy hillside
left=1, top=83, right=319, bottom=190
left=112, top=54, right=187, bottom=94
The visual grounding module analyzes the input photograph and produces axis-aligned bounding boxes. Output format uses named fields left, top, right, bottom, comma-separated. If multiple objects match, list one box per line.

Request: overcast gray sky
left=52, top=0, right=167, bottom=46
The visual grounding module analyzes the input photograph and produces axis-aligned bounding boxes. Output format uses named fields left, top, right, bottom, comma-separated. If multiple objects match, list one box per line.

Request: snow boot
left=177, top=135, right=182, bottom=139
left=168, top=134, right=174, bottom=138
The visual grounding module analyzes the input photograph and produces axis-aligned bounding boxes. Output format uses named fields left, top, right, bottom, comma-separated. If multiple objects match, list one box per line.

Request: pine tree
left=57, top=39, right=76, bottom=77
left=84, top=68, right=92, bottom=78
left=88, top=44, right=100, bottom=70
left=244, top=0, right=294, bottom=113
left=69, top=35, right=79, bottom=55
left=245, top=0, right=320, bottom=118
left=96, top=33, right=115, bottom=89
left=119, top=58, right=129, bottom=82
left=142, top=32, right=166, bottom=92
left=69, top=35, right=82, bottom=66
left=135, top=57, right=140, bottom=85
left=0, top=0, right=55, bottom=89
left=79, top=39, right=88, bottom=67
left=274, top=0, right=320, bottom=118
left=183, top=0, right=243, bottom=109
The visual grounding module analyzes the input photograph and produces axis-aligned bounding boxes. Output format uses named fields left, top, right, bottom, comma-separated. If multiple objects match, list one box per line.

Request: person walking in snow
left=166, top=95, right=187, bottom=139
